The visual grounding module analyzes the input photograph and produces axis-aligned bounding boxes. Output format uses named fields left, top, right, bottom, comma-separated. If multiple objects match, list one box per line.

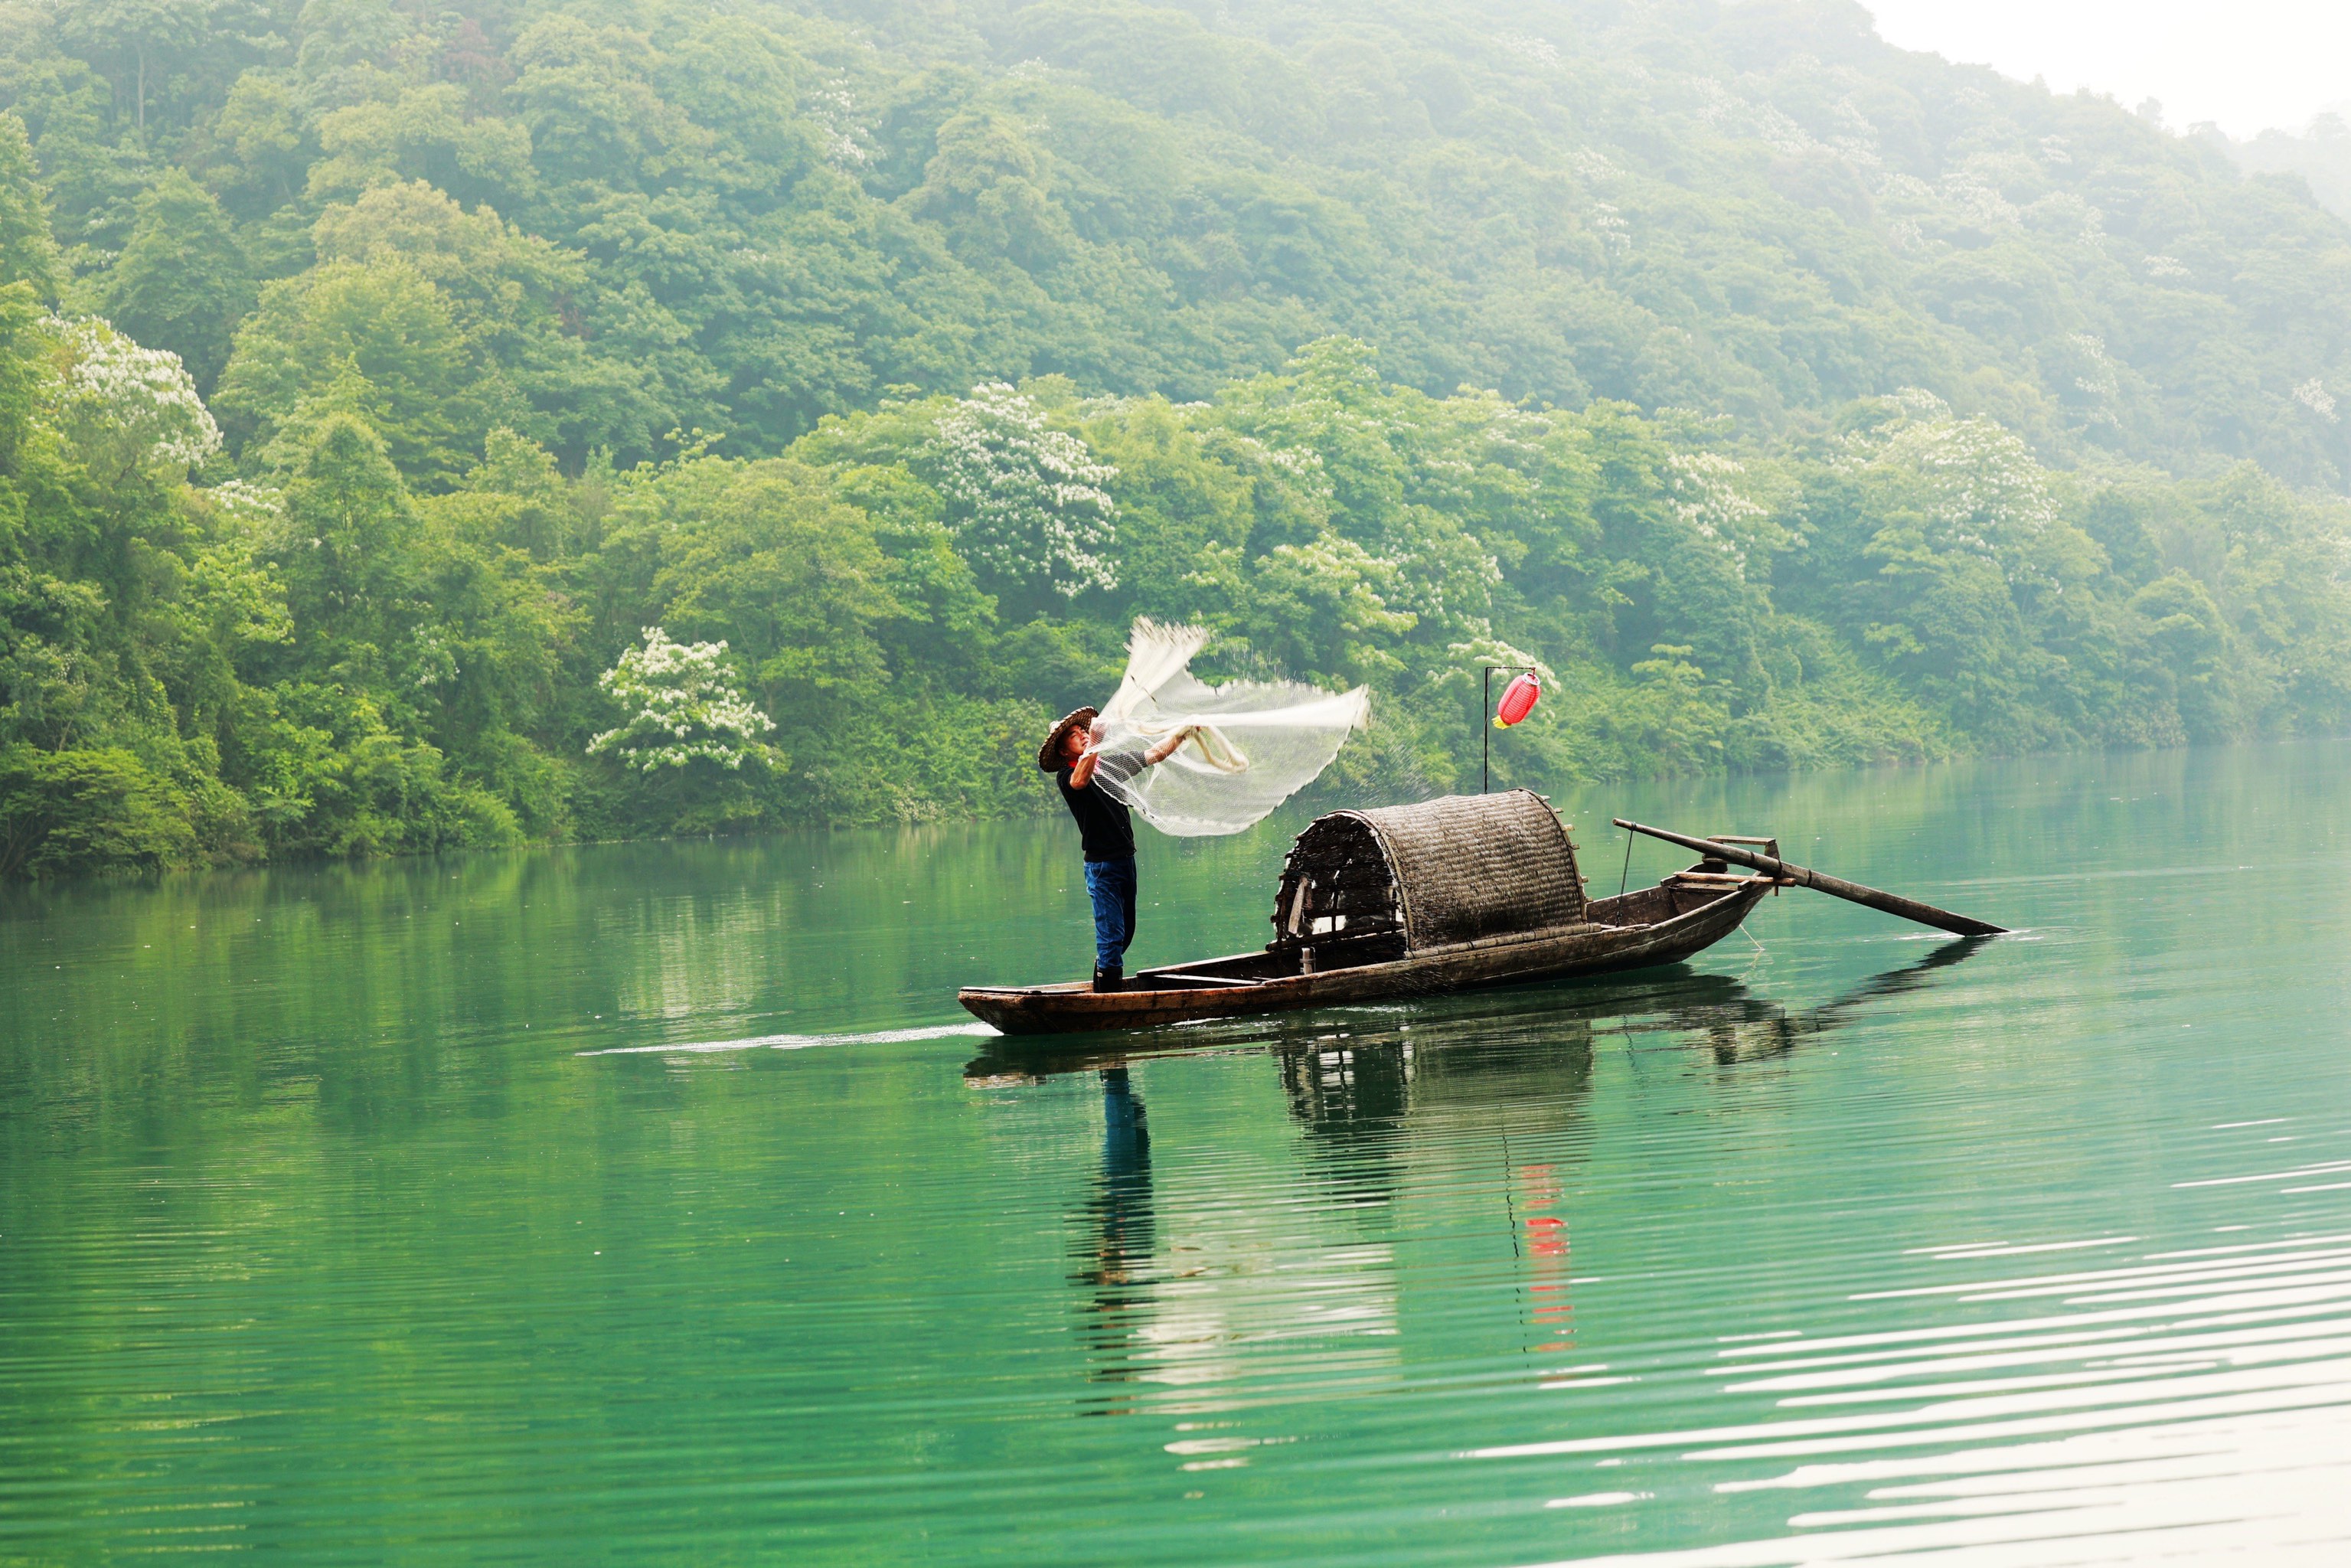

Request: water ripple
left=1487, top=1231, right=2351, bottom=1565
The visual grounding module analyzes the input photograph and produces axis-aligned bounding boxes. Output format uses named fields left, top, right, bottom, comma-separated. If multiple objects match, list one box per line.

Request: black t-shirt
left=1056, top=760, right=1138, bottom=862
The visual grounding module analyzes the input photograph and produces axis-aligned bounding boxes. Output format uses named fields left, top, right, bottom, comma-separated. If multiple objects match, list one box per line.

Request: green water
left=6, top=744, right=2351, bottom=1565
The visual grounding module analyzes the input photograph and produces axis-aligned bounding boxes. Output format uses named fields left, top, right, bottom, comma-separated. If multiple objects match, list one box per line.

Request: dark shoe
left=1092, top=965, right=1124, bottom=993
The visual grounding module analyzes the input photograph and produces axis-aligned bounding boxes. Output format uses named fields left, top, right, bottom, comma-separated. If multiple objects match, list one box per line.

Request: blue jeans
left=1085, top=857, right=1138, bottom=970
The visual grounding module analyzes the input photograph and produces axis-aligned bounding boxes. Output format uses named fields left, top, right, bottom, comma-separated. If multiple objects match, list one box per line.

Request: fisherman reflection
left=1071, top=1066, right=1157, bottom=1413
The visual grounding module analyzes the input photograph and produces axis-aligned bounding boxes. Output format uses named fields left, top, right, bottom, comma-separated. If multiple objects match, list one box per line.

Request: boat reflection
left=966, top=938, right=1990, bottom=1083
left=1605, top=934, right=1990, bottom=1065
left=1023, top=941, right=1993, bottom=1425
left=1276, top=1005, right=1600, bottom=1211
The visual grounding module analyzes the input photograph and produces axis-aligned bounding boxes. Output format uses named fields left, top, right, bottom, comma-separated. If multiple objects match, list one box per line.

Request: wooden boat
left=959, top=790, right=1781, bottom=1036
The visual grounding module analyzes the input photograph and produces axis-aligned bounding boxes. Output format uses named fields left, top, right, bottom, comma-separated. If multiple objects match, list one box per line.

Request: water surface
left=5, top=744, right=2349, bottom=1564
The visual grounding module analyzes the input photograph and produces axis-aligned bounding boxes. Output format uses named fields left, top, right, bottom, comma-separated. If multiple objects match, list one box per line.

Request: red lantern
left=1494, top=670, right=1540, bottom=727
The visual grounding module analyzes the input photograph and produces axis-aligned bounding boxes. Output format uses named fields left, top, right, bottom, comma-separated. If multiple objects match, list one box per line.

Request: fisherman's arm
left=1076, top=724, right=1195, bottom=785
left=1142, top=727, right=1197, bottom=766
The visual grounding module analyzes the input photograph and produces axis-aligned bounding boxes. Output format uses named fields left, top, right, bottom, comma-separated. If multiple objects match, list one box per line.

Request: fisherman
left=1040, top=707, right=1195, bottom=992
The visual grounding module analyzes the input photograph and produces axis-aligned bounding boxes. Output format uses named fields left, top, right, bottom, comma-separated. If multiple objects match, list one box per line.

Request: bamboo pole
left=1611, top=818, right=2009, bottom=938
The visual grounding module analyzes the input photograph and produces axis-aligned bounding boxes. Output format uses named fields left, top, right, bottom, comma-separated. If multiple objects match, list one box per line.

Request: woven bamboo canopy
left=1271, top=789, right=1586, bottom=959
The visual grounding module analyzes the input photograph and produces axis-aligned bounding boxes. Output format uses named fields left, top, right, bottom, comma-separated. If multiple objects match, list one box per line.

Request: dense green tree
left=215, top=257, right=487, bottom=479
left=268, top=410, right=423, bottom=665
left=0, top=112, right=64, bottom=300
left=95, top=165, right=253, bottom=388
left=0, top=743, right=198, bottom=876
left=55, top=0, right=208, bottom=135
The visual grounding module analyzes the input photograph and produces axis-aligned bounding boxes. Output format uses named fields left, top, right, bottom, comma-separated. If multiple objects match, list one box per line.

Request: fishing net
left=1086, top=620, right=1370, bottom=837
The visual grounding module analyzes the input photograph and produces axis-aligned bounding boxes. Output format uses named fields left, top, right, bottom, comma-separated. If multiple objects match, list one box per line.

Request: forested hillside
left=7, top=0, right=2351, bottom=877
left=2225, top=115, right=2351, bottom=230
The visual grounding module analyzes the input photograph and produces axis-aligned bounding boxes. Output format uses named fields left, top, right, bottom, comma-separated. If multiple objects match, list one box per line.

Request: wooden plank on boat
left=1136, top=972, right=1263, bottom=988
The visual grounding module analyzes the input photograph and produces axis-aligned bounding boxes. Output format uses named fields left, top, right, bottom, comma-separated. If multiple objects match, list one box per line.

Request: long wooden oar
left=1612, top=818, right=2010, bottom=938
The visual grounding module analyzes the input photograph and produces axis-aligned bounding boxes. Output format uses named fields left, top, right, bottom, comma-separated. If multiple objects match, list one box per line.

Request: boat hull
left=959, top=879, right=1770, bottom=1036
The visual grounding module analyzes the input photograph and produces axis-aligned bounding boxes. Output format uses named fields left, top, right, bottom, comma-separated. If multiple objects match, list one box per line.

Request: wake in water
left=578, top=1022, right=998, bottom=1057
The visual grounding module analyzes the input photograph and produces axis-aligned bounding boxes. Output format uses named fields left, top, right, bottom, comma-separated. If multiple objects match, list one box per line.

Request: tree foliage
left=10, top=2, right=2351, bottom=875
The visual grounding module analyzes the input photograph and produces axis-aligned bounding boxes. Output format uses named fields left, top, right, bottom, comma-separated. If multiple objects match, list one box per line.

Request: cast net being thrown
left=1086, top=620, right=1370, bottom=837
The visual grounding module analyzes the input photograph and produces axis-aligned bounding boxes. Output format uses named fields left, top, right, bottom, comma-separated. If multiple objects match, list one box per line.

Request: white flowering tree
left=1835, top=393, right=2062, bottom=592
left=925, top=383, right=1118, bottom=599
left=1665, top=451, right=1784, bottom=582
left=587, top=628, right=779, bottom=773
left=39, top=315, right=221, bottom=475
left=1216, top=532, right=1416, bottom=683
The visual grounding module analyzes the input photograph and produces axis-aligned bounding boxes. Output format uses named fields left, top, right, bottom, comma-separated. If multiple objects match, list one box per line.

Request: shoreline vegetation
left=9, top=1, right=2351, bottom=879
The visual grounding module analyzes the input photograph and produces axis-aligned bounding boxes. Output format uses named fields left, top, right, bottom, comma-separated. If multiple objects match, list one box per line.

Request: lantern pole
left=1479, top=663, right=1536, bottom=795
